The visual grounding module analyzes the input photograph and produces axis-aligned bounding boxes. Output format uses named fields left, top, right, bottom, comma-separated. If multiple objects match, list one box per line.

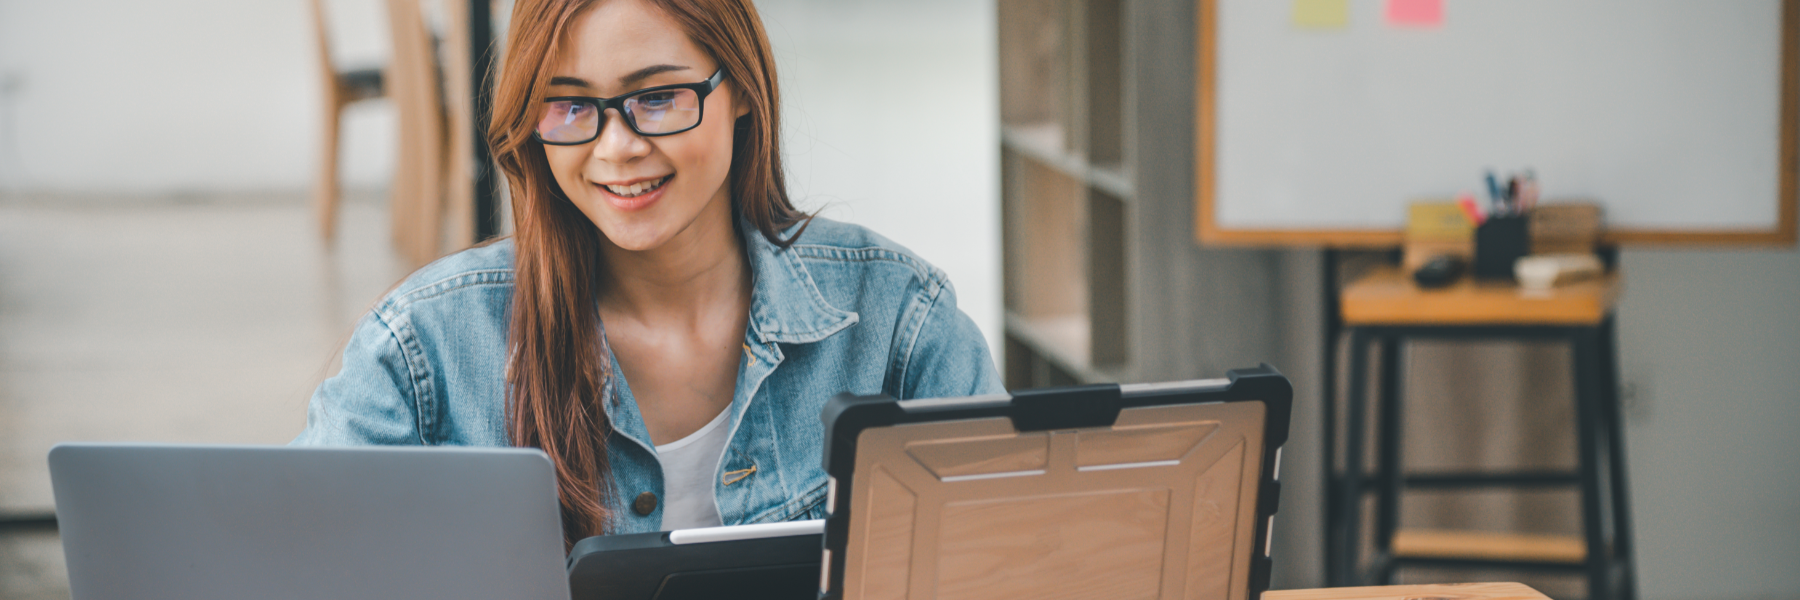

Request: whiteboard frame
left=1194, top=0, right=1800, bottom=248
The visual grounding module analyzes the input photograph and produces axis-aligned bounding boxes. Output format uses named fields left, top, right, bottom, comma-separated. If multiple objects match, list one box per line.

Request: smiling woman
left=292, top=0, right=1002, bottom=550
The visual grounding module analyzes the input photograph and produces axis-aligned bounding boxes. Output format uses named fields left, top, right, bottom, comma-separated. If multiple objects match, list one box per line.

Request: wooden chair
left=309, top=0, right=386, bottom=240
left=314, top=0, right=478, bottom=264
left=383, top=0, right=445, bottom=266
left=437, top=0, right=478, bottom=257
left=385, top=0, right=478, bottom=266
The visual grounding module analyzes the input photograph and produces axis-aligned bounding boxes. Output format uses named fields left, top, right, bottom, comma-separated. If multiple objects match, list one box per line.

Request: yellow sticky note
left=1293, top=0, right=1350, bottom=29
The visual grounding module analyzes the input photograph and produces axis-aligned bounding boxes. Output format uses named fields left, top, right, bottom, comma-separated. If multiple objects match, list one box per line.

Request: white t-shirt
left=653, top=406, right=732, bottom=530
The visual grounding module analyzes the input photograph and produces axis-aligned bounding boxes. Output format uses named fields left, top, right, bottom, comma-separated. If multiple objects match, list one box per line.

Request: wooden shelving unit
left=999, top=0, right=1130, bottom=387
left=999, top=0, right=1283, bottom=390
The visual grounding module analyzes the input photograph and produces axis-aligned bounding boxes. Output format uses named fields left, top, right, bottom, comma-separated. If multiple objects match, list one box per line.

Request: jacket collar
left=598, top=218, right=860, bottom=458
left=740, top=217, right=859, bottom=345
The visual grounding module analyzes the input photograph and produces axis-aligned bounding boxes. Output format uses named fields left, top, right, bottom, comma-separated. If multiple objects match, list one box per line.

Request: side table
left=1323, top=265, right=1638, bottom=600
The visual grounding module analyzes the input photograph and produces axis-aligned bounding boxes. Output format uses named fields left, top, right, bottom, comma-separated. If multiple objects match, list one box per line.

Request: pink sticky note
left=1387, top=0, right=1443, bottom=27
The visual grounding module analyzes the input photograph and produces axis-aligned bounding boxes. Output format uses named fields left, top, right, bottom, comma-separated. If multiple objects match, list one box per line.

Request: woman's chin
left=595, top=222, right=673, bottom=252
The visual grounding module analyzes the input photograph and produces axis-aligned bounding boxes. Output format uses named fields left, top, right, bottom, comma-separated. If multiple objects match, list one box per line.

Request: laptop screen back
left=48, top=444, right=571, bottom=600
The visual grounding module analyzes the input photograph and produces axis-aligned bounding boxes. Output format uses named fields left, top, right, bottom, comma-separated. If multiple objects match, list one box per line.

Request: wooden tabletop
left=1267, top=582, right=1552, bottom=600
left=1340, top=265, right=1621, bottom=327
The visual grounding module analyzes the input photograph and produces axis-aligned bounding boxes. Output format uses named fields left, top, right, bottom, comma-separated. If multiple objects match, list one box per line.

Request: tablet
left=818, top=365, right=1292, bottom=600
left=567, top=520, right=823, bottom=600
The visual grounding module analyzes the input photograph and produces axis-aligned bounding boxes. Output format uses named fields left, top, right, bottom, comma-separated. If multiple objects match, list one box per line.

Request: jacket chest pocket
left=734, top=478, right=829, bottom=524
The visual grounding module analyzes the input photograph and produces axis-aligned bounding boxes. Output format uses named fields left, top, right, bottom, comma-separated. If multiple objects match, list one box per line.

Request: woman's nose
left=590, top=108, right=650, bottom=162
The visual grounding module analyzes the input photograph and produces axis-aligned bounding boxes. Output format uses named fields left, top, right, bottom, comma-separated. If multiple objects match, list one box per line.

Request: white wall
left=754, top=0, right=1003, bottom=360
left=0, top=0, right=1002, bottom=355
left=1616, top=246, right=1800, bottom=600
left=0, top=0, right=393, bottom=193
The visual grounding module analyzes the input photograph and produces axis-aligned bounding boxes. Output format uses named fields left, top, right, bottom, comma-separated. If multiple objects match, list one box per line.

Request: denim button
left=632, top=492, right=657, bottom=516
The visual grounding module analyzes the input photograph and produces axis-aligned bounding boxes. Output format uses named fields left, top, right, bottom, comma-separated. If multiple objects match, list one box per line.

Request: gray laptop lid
left=48, top=444, right=572, bottom=600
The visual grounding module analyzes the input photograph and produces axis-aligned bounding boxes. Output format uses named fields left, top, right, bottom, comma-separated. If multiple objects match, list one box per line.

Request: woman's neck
left=595, top=198, right=751, bottom=327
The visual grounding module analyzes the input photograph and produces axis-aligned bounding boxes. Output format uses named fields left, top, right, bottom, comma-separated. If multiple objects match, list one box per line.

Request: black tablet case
left=566, top=528, right=821, bottom=600
left=819, top=365, right=1291, bottom=600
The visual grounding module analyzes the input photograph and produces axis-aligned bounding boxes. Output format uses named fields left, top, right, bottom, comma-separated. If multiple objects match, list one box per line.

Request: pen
left=1506, top=177, right=1519, bottom=216
left=1485, top=171, right=1503, bottom=216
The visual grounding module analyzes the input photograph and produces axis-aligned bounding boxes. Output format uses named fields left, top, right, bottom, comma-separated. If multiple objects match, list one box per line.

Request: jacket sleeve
left=290, top=310, right=427, bottom=446
left=896, top=275, right=1006, bottom=400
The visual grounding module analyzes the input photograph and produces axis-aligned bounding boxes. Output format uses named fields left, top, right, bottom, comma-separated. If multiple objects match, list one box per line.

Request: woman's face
left=541, top=0, right=746, bottom=252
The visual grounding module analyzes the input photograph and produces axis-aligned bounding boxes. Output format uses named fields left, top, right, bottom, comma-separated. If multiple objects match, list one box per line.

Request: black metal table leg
left=1374, top=335, right=1404, bottom=584
left=1573, top=327, right=1615, bottom=600
left=1336, top=327, right=1373, bottom=586
left=1321, top=249, right=1343, bottom=587
left=0, top=512, right=57, bottom=534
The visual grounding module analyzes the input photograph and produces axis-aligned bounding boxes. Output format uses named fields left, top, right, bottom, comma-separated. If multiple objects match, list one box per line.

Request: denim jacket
left=291, top=216, right=1003, bottom=533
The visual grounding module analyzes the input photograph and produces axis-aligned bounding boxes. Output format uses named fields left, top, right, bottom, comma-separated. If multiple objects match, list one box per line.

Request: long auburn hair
left=487, top=0, right=808, bottom=546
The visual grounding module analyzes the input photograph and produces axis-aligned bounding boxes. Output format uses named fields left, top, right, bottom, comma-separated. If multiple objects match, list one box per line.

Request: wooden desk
left=1270, top=582, right=1551, bottom=600
left=1324, top=265, right=1638, bottom=600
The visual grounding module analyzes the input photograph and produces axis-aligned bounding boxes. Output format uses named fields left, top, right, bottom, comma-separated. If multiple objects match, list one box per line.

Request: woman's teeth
left=603, top=175, right=671, bottom=198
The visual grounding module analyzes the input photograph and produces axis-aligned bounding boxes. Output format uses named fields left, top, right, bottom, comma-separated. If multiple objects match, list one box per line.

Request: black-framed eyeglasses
left=534, top=69, right=724, bottom=145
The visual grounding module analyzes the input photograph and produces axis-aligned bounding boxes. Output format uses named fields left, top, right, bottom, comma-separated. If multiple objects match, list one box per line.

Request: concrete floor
left=0, top=193, right=407, bottom=599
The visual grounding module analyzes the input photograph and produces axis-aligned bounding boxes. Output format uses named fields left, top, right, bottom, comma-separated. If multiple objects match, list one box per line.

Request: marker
left=1457, top=192, right=1485, bottom=225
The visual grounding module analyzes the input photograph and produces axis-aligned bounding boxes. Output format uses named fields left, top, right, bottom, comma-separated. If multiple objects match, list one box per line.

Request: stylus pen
left=1485, top=170, right=1503, bottom=215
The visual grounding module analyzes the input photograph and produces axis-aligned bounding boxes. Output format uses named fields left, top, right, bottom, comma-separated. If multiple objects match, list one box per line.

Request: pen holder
left=1474, top=215, right=1531, bottom=280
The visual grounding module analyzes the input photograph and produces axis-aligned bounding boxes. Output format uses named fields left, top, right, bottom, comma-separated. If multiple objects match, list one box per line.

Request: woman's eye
left=637, top=92, right=677, bottom=109
left=545, top=100, right=590, bottom=123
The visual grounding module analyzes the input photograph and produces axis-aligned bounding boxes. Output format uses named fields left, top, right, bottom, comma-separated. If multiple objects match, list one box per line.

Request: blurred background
left=0, top=1, right=1796, bottom=599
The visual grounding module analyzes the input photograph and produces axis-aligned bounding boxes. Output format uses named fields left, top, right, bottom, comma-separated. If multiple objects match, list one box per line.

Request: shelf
left=1004, top=311, right=1121, bottom=385
left=1391, top=529, right=1586, bottom=564
left=1002, top=124, right=1135, bottom=201
left=1002, top=150, right=1087, bottom=321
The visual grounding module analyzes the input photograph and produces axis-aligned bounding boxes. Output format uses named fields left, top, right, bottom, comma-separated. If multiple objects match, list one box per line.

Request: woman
left=292, top=0, right=1001, bottom=547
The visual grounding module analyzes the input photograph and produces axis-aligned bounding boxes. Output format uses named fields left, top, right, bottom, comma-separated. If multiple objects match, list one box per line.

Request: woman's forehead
left=553, top=0, right=710, bottom=93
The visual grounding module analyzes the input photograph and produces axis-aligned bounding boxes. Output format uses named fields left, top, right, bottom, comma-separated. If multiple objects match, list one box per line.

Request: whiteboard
left=1197, top=0, right=1798, bottom=246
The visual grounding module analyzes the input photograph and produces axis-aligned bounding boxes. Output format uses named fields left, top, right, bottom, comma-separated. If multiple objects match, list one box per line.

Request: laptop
left=48, top=444, right=571, bottom=600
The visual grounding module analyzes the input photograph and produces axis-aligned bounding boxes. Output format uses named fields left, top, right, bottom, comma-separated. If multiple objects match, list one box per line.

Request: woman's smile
left=593, top=174, right=674, bottom=211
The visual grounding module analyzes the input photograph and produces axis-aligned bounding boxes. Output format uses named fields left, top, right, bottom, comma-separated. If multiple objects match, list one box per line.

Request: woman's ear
left=733, top=86, right=751, bottom=119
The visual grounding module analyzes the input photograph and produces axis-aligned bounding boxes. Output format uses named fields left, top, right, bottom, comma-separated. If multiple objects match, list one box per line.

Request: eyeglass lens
left=536, top=88, right=703, bottom=143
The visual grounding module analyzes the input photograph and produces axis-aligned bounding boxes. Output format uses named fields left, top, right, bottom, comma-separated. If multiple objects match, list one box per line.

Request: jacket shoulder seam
left=376, top=269, right=515, bottom=316
left=891, top=274, right=948, bottom=398
left=785, top=244, right=943, bottom=294
left=367, top=310, right=431, bottom=445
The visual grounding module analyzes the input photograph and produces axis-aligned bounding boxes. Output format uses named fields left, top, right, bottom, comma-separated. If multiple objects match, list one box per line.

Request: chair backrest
left=437, top=0, right=479, bottom=250
left=309, top=0, right=341, bottom=106
left=384, top=0, right=448, bottom=266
